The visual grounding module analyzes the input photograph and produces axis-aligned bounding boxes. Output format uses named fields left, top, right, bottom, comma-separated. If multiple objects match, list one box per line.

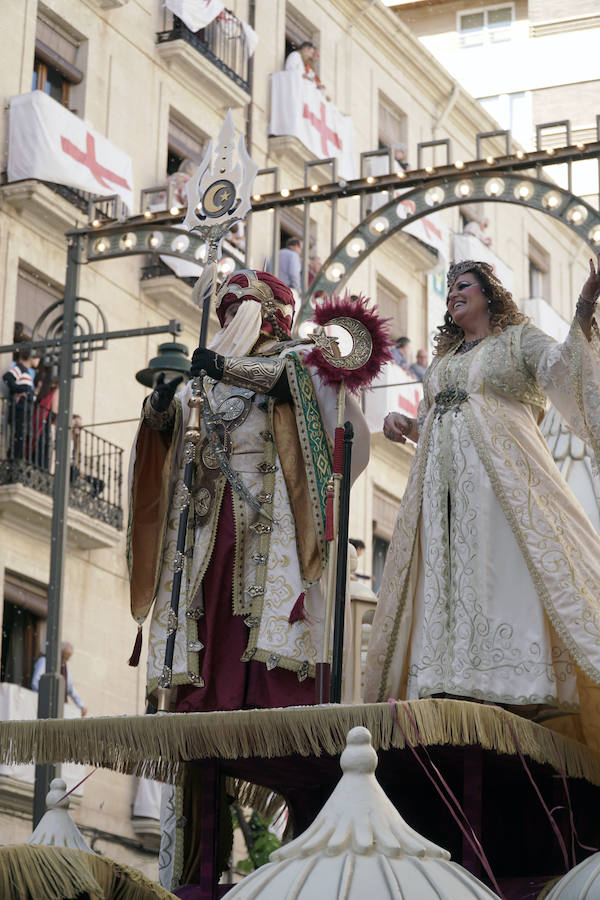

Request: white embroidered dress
left=365, top=319, right=600, bottom=744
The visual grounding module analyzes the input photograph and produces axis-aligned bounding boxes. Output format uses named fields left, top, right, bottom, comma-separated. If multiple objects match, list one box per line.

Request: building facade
left=0, top=0, right=594, bottom=879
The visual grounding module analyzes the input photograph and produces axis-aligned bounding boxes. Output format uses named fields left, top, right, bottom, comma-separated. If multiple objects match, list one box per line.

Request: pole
left=156, top=260, right=218, bottom=711
left=330, top=421, right=353, bottom=703
left=33, top=234, right=82, bottom=826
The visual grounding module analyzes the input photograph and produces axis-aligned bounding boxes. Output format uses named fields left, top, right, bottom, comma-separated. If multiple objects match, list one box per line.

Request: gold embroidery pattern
left=370, top=324, right=600, bottom=707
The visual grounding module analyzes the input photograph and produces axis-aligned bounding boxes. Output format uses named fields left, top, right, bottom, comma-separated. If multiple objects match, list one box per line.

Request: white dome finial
left=224, top=727, right=501, bottom=897
left=28, top=778, right=92, bottom=852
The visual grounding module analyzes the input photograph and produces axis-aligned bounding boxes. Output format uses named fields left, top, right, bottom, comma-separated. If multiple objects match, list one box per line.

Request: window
left=377, top=277, right=408, bottom=340
left=284, top=5, right=318, bottom=68
left=378, top=94, right=408, bottom=165
left=32, top=13, right=84, bottom=110
left=16, top=265, right=63, bottom=335
left=1, top=572, right=47, bottom=688
left=458, top=5, right=513, bottom=46
left=167, top=113, right=208, bottom=176
left=528, top=237, right=550, bottom=299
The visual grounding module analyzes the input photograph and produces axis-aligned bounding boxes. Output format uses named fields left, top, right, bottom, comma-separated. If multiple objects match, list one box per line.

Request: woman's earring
left=448, top=315, right=453, bottom=323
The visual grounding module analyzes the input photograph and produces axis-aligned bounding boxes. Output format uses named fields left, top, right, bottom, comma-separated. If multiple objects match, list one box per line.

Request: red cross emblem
left=397, top=388, right=420, bottom=418
left=60, top=132, right=131, bottom=192
left=302, top=102, right=342, bottom=157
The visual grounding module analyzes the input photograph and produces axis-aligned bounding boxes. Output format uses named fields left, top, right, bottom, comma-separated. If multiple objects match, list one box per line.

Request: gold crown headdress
left=446, top=259, right=504, bottom=292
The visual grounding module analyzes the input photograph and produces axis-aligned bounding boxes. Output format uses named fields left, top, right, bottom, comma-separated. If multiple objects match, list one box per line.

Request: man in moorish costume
left=128, top=269, right=370, bottom=712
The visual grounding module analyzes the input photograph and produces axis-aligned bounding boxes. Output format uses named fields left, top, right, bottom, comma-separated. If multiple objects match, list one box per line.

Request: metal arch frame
left=85, top=223, right=210, bottom=265
left=299, top=172, right=600, bottom=325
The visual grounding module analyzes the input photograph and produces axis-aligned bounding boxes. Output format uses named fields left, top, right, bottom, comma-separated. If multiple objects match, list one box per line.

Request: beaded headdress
left=446, top=259, right=504, bottom=292
left=215, top=270, right=295, bottom=338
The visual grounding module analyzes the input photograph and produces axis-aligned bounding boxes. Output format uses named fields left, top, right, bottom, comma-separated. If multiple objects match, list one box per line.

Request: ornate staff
left=304, top=296, right=392, bottom=704
left=156, top=112, right=257, bottom=711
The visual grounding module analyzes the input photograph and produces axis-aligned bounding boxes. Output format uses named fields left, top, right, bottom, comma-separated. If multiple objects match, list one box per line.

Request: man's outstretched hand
left=150, top=373, right=183, bottom=411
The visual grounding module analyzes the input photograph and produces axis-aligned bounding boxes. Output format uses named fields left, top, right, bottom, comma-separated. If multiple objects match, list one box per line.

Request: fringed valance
left=1, top=700, right=599, bottom=787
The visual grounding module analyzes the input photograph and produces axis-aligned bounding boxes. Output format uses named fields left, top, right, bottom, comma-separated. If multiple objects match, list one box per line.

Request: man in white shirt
left=31, top=641, right=87, bottom=715
left=277, top=237, right=303, bottom=294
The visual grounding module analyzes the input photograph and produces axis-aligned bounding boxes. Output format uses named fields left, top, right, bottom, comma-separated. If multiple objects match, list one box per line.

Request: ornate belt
left=434, top=387, right=468, bottom=420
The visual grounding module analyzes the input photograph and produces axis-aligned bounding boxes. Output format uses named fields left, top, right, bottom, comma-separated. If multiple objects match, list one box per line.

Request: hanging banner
left=8, top=91, right=134, bottom=212
left=270, top=71, right=355, bottom=179
left=165, top=0, right=224, bottom=31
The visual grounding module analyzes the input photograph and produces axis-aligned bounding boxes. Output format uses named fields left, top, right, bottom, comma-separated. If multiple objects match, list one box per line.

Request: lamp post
left=29, top=225, right=186, bottom=826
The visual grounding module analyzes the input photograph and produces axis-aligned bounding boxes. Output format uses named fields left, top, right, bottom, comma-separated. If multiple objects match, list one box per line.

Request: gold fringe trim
left=1, top=700, right=600, bottom=787
left=86, top=854, right=178, bottom=898
left=0, top=845, right=178, bottom=900
left=0, top=845, right=101, bottom=900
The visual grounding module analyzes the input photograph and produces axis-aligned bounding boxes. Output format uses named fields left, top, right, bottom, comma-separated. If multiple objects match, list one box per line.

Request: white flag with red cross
left=270, top=71, right=355, bottom=179
left=8, top=91, right=134, bottom=212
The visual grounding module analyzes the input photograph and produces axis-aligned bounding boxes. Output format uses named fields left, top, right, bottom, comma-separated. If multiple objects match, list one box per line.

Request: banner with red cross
left=270, top=71, right=355, bottom=179
left=8, top=91, right=134, bottom=212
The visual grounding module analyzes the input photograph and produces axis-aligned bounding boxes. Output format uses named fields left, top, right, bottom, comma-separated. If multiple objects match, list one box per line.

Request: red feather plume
left=304, top=293, right=393, bottom=393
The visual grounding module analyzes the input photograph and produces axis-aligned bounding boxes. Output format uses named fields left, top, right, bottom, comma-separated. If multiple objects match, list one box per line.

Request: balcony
left=268, top=71, right=355, bottom=180
left=0, top=681, right=85, bottom=814
left=156, top=15, right=250, bottom=109
left=1, top=176, right=90, bottom=235
left=0, top=399, right=123, bottom=549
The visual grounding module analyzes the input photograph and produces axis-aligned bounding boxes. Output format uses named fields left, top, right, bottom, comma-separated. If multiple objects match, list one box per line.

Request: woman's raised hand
left=581, top=253, right=600, bottom=302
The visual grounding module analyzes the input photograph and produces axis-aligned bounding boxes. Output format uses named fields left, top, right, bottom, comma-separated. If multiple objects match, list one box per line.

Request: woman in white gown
left=364, top=257, right=600, bottom=748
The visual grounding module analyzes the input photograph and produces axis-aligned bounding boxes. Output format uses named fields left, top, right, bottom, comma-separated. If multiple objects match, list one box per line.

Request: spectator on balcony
left=393, top=143, right=410, bottom=173
left=349, top=538, right=370, bottom=582
left=308, top=251, right=322, bottom=287
left=70, top=413, right=83, bottom=485
left=31, top=366, right=58, bottom=470
left=166, top=157, right=197, bottom=210
left=463, top=216, right=492, bottom=247
left=409, top=348, right=428, bottom=381
left=278, top=236, right=303, bottom=295
left=285, top=41, right=327, bottom=94
left=390, top=336, right=411, bottom=371
left=31, top=641, right=87, bottom=715
left=3, top=336, right=36, bottom=461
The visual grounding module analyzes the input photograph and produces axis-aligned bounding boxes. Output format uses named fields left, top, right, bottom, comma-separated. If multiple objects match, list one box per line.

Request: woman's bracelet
left=576, top=293, right=598, bottom=317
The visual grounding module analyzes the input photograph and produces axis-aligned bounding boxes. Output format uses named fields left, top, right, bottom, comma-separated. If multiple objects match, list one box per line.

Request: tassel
left=288, top=592, right=305, bottom=624
left=325, top=487, right=334, bottom=542
left=128, top=627, right=142, bottom=667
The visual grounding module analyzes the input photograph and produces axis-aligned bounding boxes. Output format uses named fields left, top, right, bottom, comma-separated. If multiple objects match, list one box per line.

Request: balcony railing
left=157, top=14, right=250, bottom=92
left=0, top=398, right=123, bottom=530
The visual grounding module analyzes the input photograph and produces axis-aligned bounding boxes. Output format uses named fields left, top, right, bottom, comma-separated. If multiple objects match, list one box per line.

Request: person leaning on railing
left=2, top=336, right=36, bottom=461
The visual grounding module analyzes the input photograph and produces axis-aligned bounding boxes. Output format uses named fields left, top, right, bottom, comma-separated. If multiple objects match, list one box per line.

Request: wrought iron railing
left=0, top=397, right=123, bottom=530
left=141, top=257, right=197, bottom=287
left=44, top=181, right=92, bottom=213
left=157, top=14, right=250, bottom=92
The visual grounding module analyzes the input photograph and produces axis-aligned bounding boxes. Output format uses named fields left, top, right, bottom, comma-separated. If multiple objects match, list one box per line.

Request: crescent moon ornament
left=315, top=317, right=373, bottom=370
left=304, top=294, right=393, bottom=393
left=202, top=179, right=237, bottom=218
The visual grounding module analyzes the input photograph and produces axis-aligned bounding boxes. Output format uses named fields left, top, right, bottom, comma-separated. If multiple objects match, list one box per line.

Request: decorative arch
left=299, top=173, right=600, bottom=325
